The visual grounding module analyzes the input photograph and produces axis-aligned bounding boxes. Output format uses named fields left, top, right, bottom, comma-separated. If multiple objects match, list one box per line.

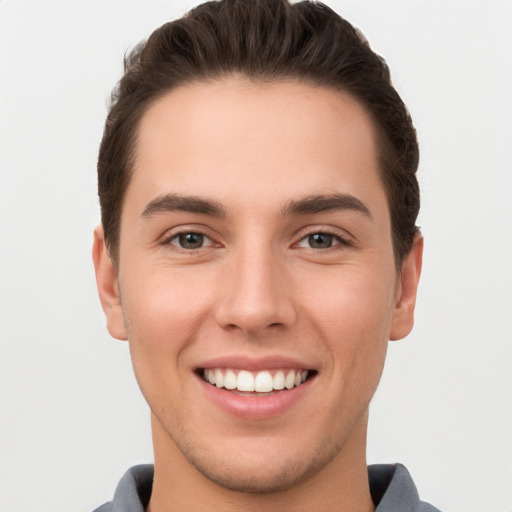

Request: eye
left=297, top=232, right=345, bottom=249
left=168, top=232, right=214, bottom=250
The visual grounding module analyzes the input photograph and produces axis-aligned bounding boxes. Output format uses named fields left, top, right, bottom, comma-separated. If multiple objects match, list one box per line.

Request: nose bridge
left=215, top=235, right=296, bottom=335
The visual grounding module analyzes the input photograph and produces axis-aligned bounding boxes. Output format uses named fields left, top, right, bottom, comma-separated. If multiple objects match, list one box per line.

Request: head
left=93, top=0, right=423, bottom=502
left=98, top=0, right=419, bottom=269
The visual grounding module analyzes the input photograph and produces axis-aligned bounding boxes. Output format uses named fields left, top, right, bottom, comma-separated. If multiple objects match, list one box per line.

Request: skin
left=93, top=78, right=423, bottom=512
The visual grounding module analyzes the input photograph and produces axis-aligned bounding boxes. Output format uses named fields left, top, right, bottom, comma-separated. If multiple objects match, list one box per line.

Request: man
left=92, top=0, right=436, bottom=510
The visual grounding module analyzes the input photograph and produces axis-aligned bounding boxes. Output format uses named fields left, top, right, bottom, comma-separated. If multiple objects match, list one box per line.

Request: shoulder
left=369, top=463, right=442, bottom=512
left=91, top=465, right=154, bottom=512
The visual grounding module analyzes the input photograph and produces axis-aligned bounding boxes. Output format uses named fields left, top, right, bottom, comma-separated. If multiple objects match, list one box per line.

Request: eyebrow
left=140, top=193, right=228, bottom=219
left=281, top=193, right=371, bottom=218
left=140, top=192, right=371, bottom=220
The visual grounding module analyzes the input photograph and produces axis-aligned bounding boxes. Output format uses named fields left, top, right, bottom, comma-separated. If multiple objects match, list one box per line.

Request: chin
left=171, top=428, right=342, bottom=494
left=187, top=451, right=320, bottom=493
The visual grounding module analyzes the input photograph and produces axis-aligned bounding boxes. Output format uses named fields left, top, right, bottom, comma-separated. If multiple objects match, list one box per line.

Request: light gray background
left=1, top=1, right=511, bottom=511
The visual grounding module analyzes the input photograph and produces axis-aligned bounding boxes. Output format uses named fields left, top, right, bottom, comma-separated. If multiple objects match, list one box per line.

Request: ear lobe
left=92, top=225, right=127, bottom=341
left=390, top=234, right=423, bottom=341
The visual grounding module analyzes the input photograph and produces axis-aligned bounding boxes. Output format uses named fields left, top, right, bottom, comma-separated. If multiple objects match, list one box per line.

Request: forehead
left=128, top=78, right=387, bottom=217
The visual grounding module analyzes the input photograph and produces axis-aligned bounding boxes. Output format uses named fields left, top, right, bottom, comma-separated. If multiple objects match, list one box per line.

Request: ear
left=92, top=225, right=127, bottom=340
left=390, top=234, right=423, bottom=341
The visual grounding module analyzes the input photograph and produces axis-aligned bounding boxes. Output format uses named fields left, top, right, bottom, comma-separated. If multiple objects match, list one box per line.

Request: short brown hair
left=98, top=0, right=419, bottom=265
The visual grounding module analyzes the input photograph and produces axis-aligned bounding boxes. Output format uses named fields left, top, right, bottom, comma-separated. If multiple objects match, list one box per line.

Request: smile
left=202, top=368, right=310, bottom=393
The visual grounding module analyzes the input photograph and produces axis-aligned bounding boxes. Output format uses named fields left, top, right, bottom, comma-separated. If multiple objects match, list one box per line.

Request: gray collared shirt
left=93, top=463, right=441, bottom=511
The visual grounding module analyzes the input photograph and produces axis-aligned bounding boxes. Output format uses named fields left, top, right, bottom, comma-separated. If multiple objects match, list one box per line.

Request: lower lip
left=197, top=374, right=314, bottom=420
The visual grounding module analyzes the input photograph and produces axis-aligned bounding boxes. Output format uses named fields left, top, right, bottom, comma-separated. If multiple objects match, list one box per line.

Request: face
left=94, top=78, right=422, bottom=493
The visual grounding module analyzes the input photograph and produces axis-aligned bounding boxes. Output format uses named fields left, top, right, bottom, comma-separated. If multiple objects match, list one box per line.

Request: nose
left=214, top=244, right=297, bottom=337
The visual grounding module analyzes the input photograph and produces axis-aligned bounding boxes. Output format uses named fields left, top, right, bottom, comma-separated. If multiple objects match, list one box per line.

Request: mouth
left=194, top=357, right=318, bottom=419
left=198, top=367, right=315, bottom=395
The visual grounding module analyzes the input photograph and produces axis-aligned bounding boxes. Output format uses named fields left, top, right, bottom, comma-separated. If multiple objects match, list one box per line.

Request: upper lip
left=195, top=355, right=317, bottom=372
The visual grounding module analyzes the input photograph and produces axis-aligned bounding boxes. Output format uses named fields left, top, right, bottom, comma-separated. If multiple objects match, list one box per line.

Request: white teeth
left=224, top=369, right=237, bottom=390
left=284, top=371, right=295, bottom=389
left=203, top=368, right=310, bottom=392
left=237, top=370, right=255, bottom=392
left=214, top=369, right=224, bottom=388
left=254, top=371, right=273, bottom=392
left=273, top=370, right=285, bottom=390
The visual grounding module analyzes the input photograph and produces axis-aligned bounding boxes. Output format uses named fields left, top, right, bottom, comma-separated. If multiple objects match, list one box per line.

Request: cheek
left=302, top=266, right=394, bottom=390
left=304, top=265, right=396, bottom=341
left=119, top=266, right=216, bottom=379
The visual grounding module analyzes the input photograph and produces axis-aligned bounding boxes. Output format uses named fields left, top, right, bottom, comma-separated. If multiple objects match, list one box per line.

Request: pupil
left=179, top=233, right=203, bottom=249
left=309, top=233, right=332, bottom=248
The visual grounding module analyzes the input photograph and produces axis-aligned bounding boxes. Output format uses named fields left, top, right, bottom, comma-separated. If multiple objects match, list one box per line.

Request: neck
left=147, top=412, right=375, bottom=512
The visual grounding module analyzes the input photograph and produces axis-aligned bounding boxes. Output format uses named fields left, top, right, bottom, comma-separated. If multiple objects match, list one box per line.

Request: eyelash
left=296, top=229, right=352, bottom=251
left=161, top=230, right=217, bottom=251
left=161, top=228, right=351, bottom=252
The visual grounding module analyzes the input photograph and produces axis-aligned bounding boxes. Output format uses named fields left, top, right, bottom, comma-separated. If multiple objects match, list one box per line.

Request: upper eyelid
left=300, top=227, right=348, bottom=237
left=159, top=224, right=218, bottom=241
left=296, top=233, right=349, bottom=248
left=295, top=225, right=353, bottom=242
